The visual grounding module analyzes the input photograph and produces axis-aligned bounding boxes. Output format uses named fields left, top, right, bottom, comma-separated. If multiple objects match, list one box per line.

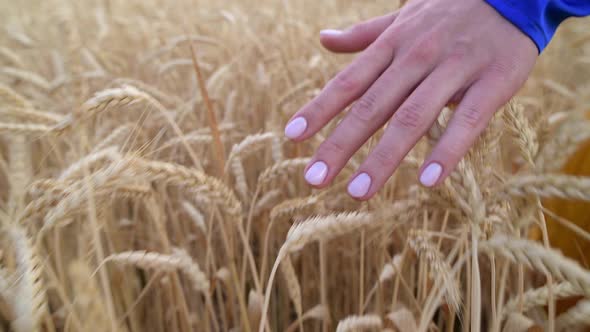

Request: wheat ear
left=269, top=195, right=319, bottom=222
left=503, top=100, right=538, bottom=165
left=0, top=122, right=54, bottom=135
left=280, top=255, right=303, bottom=319
left=1, top=67, right=52, bottom=91
left=408, top=230, right=462, bottom=313
left=481, top=236, right=590, bottom=294
left=555, top=300, right=590, bottom=331
left=500, top=174, right=590, bottom=201
left=387, top=307, right=418, bottom=331
left=58, top=146, right=121, bottom=180
left=503, top=281, right=583, bottom=314
left=130, top=157, right=242, bottom=217
left=258, top=158, right=310, bottom=188
left=335, top=314, right=382, bottom=332
left=226, top=132, right=277, bottom=166
left=7, top=225, right=47, bottom=332
left=55, top=85, right=146, bottom=131
left=182, top=201, right=207, bottom=234
left=536, top=116, right=590, bottom=172
left=503, top=313, right=540, bottom=332
left=105, top=248, right=209, bottom=293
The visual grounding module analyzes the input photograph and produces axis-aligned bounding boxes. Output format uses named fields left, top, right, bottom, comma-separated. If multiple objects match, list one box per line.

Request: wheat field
left=0, top=0, right=590, bottom=331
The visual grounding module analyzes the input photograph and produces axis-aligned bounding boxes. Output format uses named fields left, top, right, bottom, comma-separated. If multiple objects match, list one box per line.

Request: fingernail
left=348, top=173, right=371, bottom=198
left=284, top=117, right=307, bottom=139
left=320, top=29, right=343, bottom=37
left=305, top=161, right=328, bottom=185
left=420, top=163, right=443, bottom=187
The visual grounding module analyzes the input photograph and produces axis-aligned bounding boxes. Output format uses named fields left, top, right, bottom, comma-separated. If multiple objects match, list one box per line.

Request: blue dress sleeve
left=484, top=0, right=590, bottom=52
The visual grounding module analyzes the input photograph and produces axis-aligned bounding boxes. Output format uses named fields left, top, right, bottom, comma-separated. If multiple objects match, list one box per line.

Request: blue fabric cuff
left=484, top=0, right=547, bottom=53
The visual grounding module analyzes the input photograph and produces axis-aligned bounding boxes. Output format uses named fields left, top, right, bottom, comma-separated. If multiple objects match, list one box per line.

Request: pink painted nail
left=284, top=117, right=307, bottom=139
left=320, top=29, right=343, bottom=37
left=348, top=173, right=371, bottom=198
left=420, top=163, right=443, bottom=187
left=305, top=161, right=328, bottom=185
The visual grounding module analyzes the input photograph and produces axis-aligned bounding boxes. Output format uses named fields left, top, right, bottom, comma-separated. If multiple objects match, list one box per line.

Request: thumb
left=319, top=11, right=398, bottom=53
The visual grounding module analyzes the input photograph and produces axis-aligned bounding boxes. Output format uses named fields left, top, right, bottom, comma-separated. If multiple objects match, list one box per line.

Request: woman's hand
left=284, top=0, right=538, bottom=200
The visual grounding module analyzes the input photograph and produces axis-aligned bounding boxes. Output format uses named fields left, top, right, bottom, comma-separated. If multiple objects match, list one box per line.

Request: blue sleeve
left=484, top=0, right=590, bottom=52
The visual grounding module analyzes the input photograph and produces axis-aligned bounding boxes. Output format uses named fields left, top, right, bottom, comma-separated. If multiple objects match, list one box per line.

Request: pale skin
left=284, top=0, right=538, bottom=200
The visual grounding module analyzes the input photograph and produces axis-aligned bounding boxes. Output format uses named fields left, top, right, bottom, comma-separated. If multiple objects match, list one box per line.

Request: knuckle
left=436, top=141, right=465, bottom=163
left=306, top=98, right=328, bottom=120
left=447, top=40, right=472, bottom=63
left=393, top=101, right=424, bottom=130
left=487, top=59, right=518, bottom=81
left=349, top=22, right=370, bottom=36
left=374, top=32, right=398, bottom=52
left=404, top=35, right=439, bottom=65
left=351, top=91, right=380, bottom=122
left=317, top=138, right=346, bottom=156
left=331, top=70, right=359, bottom=93
left=456, top=105, right=484, bottom=130
left=371, top=147, right=398, bottom=169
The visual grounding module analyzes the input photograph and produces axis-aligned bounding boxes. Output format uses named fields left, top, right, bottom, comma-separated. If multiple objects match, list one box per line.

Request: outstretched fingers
left=346, top=58, right=479, bottom=199
left=301, top=50, right=434, bottom=187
